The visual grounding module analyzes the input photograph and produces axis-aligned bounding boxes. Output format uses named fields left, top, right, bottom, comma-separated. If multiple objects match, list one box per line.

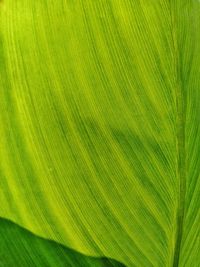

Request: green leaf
left=0, top=218, right=125, bottom=267
left=0, top=1, right=199, bottom=266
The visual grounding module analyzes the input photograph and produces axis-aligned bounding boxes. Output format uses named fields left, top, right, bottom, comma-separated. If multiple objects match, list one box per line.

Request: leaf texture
left=0, top=218, right=126, bottom=267
left=0, top=1, right=199, bottom=266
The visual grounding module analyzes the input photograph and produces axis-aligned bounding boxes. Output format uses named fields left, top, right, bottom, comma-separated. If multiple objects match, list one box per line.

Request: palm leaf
left=0, top=1, right=199, bottom=266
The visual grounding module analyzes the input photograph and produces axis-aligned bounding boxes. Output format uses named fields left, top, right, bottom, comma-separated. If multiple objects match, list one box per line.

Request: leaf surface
left=0, top=218, right=125, bottom=267
left=0, top=1, right=199, bottom=266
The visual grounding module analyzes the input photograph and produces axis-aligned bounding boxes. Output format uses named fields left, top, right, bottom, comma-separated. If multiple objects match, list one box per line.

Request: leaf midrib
left=170, top=3, right=186, bottom=267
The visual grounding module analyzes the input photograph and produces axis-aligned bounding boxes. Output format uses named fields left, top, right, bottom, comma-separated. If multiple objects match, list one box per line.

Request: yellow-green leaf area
left=0, top=1, right=199, bottom=266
